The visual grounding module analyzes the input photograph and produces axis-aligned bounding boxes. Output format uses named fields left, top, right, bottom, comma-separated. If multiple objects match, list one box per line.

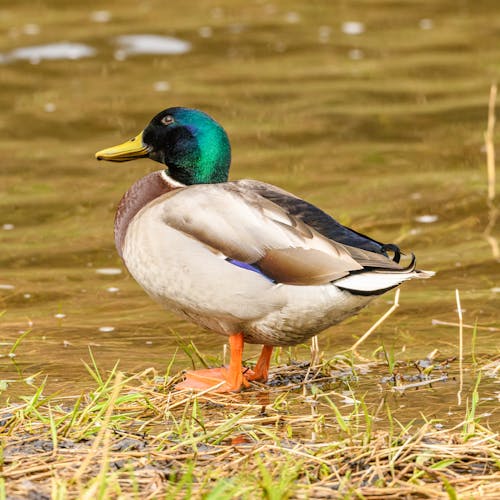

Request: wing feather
left=234, top=179, right=393, bottom=256
left=155, top=182, right=411, bottom=286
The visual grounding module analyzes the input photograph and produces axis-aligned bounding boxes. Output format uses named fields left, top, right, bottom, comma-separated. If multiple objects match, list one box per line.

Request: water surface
left=0, top=0, right=498, bottom=425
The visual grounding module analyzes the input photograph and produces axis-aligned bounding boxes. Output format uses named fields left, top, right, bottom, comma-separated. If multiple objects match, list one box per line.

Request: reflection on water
left=0, top=35, right=191, bottom=65
left=0, top=0, right=498, bottom=427
left=89, top=10, right=112, bottom=24
left=95, top=267, right=122, bottom=276
left=484, top=201, right=499, bottom=260
left=0, top=42, right=96, bottom=64
left=114, top=34, right=192, bottom=59
left=414, top=214, right=439, bottom=224
left=341, top=21, right=365, bottom=36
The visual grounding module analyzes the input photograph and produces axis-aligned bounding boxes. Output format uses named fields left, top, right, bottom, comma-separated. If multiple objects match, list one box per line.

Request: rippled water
left=0, top=1, right=498, bottom=425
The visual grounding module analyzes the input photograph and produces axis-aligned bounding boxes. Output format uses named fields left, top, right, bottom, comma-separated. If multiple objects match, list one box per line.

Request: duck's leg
left=176, top=333, right=250, bottom=392
left=247, top=345, right=274, bottom=382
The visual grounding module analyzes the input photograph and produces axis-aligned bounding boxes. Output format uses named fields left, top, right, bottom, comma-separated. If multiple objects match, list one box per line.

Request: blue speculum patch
left=226, top=258, right=275, bottom=282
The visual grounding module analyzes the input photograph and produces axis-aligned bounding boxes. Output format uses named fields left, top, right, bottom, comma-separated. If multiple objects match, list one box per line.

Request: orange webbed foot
left=175, top=337, right=274, bottom=393
left=176, top=333, right=250, bottom=393
left=176, top=367, right=249, bottom=393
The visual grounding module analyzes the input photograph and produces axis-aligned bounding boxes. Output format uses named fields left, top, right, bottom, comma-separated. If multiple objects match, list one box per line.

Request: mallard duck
left=95, top=107, right=433, bottom=392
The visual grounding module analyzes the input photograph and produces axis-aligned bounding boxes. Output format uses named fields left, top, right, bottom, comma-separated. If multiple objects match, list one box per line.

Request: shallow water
left=0, top=1, right=498, bottom=425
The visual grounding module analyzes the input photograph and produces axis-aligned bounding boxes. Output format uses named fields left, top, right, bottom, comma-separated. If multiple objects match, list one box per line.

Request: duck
left=95, top=107, right=433, bottom=392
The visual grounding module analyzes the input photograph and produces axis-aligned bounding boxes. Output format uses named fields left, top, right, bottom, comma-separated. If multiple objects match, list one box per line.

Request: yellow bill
left=95, top=131, right=149, bottom=162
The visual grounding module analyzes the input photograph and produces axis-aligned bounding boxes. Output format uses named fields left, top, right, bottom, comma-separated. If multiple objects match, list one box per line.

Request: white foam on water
left=284, top=12, right=301, bottom=24
left=0, top=42, right=96, bottom=64
left=318, top=26, right=332, bottom=43
left=90, top=10, right=112, bottom=23
left=114, top=34, right=191, bottom=57
left=198, top=26, right=213, bottom=38
left=414, top=215, right=439, bottom=223
left=419, top=18, right=434, bottom=30
left=153, top=81, right=171, bottom=92
left=348, top=49, right=364, bottom=60
left=342, top=21, right=365, bottom=35
left=96, top=267, right=122, bottom=275
left=23, top=24, right=40, bottom=35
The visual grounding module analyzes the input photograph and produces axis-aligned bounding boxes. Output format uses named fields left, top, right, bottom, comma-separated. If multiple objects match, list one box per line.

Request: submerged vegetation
left=1, top=336, right=499, bottom=499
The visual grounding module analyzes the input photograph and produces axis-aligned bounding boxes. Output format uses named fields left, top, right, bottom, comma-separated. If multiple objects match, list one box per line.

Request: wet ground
left=0, top=1, right=498, bottom=425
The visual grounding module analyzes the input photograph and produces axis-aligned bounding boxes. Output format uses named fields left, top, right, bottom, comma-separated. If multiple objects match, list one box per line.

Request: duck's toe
left=246, top=345, right=273, bottom=382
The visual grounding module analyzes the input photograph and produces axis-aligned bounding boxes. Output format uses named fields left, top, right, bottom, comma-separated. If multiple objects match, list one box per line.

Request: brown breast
left=114, top=170, right=183, bottom=257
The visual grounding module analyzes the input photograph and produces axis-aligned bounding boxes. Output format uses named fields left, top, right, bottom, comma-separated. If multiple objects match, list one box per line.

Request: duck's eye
left=161, top=115, right=175, bottom=126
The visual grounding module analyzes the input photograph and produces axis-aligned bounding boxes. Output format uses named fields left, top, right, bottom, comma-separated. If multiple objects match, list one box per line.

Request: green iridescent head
left=95, top=107, right=231, bottom=185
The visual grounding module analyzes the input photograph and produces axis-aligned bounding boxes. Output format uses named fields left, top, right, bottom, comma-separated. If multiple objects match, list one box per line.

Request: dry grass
left=1, top=353, right=499, bottom=499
